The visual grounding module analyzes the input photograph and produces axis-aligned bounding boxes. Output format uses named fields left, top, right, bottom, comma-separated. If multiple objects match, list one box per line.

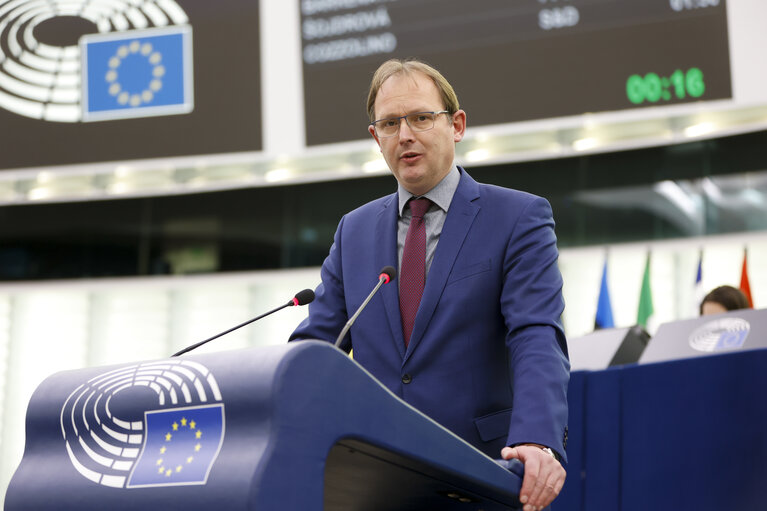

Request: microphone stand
left=173, top=290, right=314, bottom=357
left=335, top=267, right=395, bottom=348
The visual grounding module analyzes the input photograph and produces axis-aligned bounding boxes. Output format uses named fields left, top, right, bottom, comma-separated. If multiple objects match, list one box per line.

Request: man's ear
left=368, top=125, right=382, bottom=150
left=452, top=109, right=467, bottom=142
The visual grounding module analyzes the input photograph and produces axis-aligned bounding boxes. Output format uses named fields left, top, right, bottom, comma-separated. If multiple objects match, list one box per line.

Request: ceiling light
left=464, top=148, right=490, bottom=162
left=265, top=168, right=290, bottom=182
left=573, top=137, right=598, bottom=151
left=684, top=122, right=715, bottom=138
left=362, top=158, right=388, bottom=173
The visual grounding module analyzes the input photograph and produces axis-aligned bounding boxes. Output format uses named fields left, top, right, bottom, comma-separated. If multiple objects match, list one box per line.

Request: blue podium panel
left=556, top=370, right=586, bottom=511
left=581, top=367, right=623, bottom=511
left=6, top=341, right=523, bottom=510
left=619, top=349, right=767, bottom=510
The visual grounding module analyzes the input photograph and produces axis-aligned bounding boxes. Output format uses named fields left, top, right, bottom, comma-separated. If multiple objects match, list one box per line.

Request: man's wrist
left=515, top=443, right=560, bottom=461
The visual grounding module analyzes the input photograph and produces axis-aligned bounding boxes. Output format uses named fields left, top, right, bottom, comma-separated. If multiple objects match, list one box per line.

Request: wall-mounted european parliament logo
left=0, top=0, right=191, bottom=122
left=689, top=317, right=750, bottom=353
left=60, top=359, right=225, bottom=489
left=80, top=26, right=193, bottom=121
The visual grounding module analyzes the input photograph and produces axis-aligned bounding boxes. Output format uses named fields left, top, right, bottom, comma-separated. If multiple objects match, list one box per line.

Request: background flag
left=740, top=248, right=754, bottom=308
left=595, top=259, right=615, bottom=329
left=693, top=250, right=704, bottom=315
left=637, top=252, right=654, bottom=329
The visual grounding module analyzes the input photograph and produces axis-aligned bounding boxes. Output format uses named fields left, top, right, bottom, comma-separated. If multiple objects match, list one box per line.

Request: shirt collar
left=398, top=165, right=460, bottom=216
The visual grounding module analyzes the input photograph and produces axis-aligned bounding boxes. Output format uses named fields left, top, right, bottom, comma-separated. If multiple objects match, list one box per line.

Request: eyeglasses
left=370, top=110, right=450, bottom=138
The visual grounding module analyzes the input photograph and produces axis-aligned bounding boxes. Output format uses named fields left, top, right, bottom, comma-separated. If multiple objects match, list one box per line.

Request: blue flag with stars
left=81, top=26, right=193, bottom=121
left=127, top=404, right=224, bottom=488
left=595, top=259, right=615, bottom=330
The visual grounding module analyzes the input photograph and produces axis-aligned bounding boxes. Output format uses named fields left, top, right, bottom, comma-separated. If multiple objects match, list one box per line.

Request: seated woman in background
left=700, top=285, right=750, bottom=316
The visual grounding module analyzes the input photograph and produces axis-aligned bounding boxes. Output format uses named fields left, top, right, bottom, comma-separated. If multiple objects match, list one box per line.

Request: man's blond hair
left=366, top=59, right=460, bottom=122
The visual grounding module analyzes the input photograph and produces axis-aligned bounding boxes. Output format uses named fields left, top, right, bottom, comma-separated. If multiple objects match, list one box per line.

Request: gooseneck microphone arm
left=335, top=266, right=396, bottom=348
left=172, top=289, right=315, bottom=357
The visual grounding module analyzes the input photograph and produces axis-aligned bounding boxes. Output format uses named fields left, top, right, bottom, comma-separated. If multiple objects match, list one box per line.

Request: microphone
left=292, top=288, right=315, bottom=306
left=172, top=289, right=315, bottom=357
left=334, top=266, right=396, bottom=348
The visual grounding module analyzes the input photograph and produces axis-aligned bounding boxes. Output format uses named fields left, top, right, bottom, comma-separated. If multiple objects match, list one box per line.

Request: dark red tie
left=400, top=198, right=431, bottom=347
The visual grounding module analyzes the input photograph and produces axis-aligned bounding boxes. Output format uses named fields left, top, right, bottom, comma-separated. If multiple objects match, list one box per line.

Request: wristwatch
left=539, top=447, right=559, bottom=461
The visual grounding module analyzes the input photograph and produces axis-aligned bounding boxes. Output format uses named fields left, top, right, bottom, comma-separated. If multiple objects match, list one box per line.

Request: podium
left=5, top=341, right=523, bottom=510
left=558, top=346, right=767, bottom=511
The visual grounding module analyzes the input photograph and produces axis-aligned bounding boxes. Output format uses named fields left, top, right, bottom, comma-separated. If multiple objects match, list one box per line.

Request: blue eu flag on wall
left=81, top=26, right=193, bottom=121
left=127, top=404, right=224, bottom=487
left=595, top=259, right=615, bottom=330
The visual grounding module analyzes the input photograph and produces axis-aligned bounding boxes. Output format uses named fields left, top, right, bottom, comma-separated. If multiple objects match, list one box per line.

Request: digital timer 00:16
left=626, top=68, right=705, bottom=105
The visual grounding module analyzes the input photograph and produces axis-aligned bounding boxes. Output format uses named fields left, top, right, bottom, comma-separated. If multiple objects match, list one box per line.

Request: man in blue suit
left=290, top=59, right=569, bottom=511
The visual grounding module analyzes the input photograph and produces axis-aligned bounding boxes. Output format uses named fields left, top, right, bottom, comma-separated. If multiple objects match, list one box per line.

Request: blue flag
left=81, top=26, right=193, bottom=121
left=595, top=259, right=615, bottom=329
left=695, top=255, right=702, bottom=287
left=127, top=404, right=224, bottom=487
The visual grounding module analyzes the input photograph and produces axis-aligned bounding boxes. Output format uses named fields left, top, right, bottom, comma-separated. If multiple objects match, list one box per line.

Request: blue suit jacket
left=290, top=168, right=569, bottom=460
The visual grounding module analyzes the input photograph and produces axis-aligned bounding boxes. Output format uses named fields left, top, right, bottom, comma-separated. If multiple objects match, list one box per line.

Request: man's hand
left=501, top=444, right=565, bottom=511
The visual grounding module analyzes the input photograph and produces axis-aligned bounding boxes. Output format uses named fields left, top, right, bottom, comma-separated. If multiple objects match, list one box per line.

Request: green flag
left=637, top=253, right=654, bottom=328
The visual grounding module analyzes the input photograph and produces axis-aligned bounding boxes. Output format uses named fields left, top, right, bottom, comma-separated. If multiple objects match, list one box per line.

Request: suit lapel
left=404, top=170, right=480, bottom=363
left=375, top=193, right=407, bottom=360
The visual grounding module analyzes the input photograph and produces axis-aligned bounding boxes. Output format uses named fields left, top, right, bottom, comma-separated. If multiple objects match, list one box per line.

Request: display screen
left=300, top=0, right=732, bottom=146
left=0, top=0, right=261, bottom=170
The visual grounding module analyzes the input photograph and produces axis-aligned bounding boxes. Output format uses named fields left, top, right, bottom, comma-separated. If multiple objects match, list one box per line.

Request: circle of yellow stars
left=105, top=40, right=165, bottom=107
left=155, top=416, right=203, bottom=477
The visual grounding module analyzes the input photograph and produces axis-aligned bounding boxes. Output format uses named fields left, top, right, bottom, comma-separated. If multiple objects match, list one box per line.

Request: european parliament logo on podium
left=60, top=359, right=224, bottom=489
left=80, top=26, right=193, bottom=122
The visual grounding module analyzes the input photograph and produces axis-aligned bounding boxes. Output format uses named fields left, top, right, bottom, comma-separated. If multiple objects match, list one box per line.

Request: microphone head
left=293, top=289, right=316, bottom=306
left=379, top=266, right=396, bottom=284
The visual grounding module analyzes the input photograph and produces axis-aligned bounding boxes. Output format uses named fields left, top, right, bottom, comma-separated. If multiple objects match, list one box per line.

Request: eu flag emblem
left=127, top=404, right=224, bottom=488
left=80, top=26, right=193, bottom=122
